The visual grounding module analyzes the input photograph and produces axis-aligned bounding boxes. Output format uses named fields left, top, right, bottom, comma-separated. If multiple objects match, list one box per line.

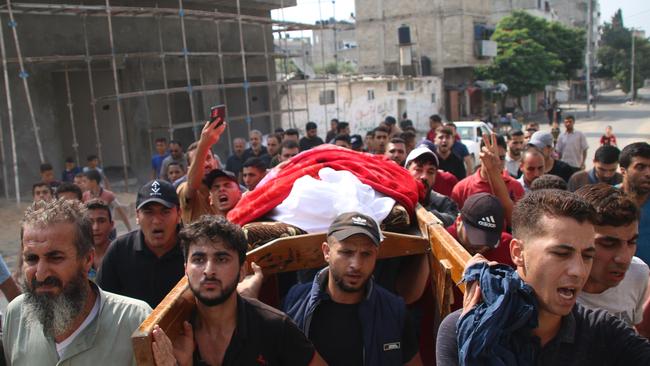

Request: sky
left=600, top=0, right=649, bottom=35
left=272, top=0, right=649, bottom=37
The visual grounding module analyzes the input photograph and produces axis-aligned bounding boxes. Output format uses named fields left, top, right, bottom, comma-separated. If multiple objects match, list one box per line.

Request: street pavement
left=540, top=88, right=650, bottom=170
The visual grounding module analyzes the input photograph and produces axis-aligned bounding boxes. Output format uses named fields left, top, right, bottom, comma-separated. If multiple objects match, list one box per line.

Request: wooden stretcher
left=131, top=204, right=471, bottom=366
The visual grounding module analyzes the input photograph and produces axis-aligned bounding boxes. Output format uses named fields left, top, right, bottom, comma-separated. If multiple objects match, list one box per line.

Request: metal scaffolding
left=0, top=1, right=334, bottom=201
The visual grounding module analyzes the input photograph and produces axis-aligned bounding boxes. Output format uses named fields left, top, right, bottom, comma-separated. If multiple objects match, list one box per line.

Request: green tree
left=597, top=9, right=650, bottom=97
left=314, top=61, right=357, bottom=75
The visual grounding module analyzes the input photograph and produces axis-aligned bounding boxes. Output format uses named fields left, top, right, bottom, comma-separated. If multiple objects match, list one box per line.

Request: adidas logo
left=478, top=216, right=497, bottom=228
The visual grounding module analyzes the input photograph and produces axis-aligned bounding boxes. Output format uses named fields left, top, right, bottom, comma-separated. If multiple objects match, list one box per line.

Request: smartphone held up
left=210, top=105, right=226, bottom=128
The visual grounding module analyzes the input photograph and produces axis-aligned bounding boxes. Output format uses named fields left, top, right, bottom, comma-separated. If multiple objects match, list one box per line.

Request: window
left=387, top=81, right=397, bottom=91
left=406, top=80, right=414, bottom=91
left=319, top=90, right=335, bottom=105
left=431, top=93, right=437, bottom=103
left=367, top=89, right=375, bottom=101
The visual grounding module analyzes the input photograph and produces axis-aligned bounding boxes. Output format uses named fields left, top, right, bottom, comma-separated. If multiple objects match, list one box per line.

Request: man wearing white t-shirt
left=575, top=184, right=649, bottom=328
left=3, top=199, right=151, bottom=365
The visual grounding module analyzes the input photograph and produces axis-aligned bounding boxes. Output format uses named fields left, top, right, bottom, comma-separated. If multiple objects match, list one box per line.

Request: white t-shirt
left=55, top=295, right=101, bottom=358
left=577, top=256, right=650, bottom=326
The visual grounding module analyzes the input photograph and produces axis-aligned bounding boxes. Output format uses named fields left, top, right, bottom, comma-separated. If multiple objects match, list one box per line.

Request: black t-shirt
left=192, top=296, right=315, bottom=366
left=96, top=229, right=185, bottom=308
left=437, top=304, right=650, bottom=366
left=436, top=151, right=467, bottom=181
left=548, top=159, right=577, bottom=182
left=309, top=298, right=419, bottom=365
left=299, top=136, right=324, bottom=151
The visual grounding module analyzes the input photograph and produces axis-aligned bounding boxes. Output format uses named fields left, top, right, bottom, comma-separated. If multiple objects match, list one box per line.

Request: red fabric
left=227, top=145, right=424, bottom=226
left=451, top=170, right=525, bottom=209
left=426, top=129, right=436, bottom=143
left=433, top=170, right=458, bottom=197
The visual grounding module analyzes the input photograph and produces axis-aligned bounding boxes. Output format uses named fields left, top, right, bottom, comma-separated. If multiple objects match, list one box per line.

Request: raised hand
left=479, top=132, right=501, bottom=174
left=200, top=117, right=228, bottom=147
left=152, top=322, right=194, bottom=366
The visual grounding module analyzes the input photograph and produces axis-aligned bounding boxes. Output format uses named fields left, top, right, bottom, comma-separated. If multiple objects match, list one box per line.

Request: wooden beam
left=247, top=231, right=430, bottom=275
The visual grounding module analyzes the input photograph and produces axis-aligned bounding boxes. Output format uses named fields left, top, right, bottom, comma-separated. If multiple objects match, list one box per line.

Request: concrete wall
left=279, top=76, right=442, bottom=136
left=355, top=0, right=491, bottom=76
left=0, top=1, right=283, bottom=196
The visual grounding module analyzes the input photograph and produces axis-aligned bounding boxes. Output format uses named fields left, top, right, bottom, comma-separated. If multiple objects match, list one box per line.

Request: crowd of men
left=6, top=112, right=650, bottom=365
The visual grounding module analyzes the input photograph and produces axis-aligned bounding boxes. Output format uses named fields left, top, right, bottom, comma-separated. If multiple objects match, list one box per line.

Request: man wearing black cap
left=446, top=193, right=513, bottom=267
left=97, top=180, right=185, bottom=308
left=299, top=122, right=324, bottom=151
left=204, top=168, right=242, bottom=218
left=350, top=134, right=364, bottom=151
left=284, top=212, right=423, bottom=366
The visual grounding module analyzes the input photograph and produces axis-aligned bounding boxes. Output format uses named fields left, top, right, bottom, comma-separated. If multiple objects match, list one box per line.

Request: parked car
left=454, top=121, right=493, bottom=167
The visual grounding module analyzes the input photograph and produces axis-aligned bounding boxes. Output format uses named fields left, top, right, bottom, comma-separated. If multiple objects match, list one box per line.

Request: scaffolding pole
left=0, top=15, right=20, bottom=203
left=317, top=0, right=328, bottom=125
left=236, top=0, right=252, bottom=136
left=332, top=0, right=340, bottom=120
left=156, top=13, right=174, bottom=141
left=261, top=24, right=276, bottom=131
left=63, top=67, right=80, bottom=165
left=279, top=0, right=295, bottom=129
left=104, top=0, right=130, bottom=191
left=82, top=16, right=104, bottom=167
left=177, top=0, right=198, bottom=139
left=213, top=19, right=233, bottom=154
left=6, top=0, right=44, bottom=163
left=300, top=29, right=310, bottom=124
left=139, top=59, right=154, bottom=156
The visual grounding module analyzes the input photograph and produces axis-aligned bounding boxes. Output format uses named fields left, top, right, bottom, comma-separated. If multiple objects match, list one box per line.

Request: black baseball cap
left=327, top=212, right=382, bottom=246
left=136, top=180, right=179, bottom=210
left=203, top=169, right=238, bottom=188
left=350, top=134, right=363, bottom=150
left=460, top=193, right=504, bottom=248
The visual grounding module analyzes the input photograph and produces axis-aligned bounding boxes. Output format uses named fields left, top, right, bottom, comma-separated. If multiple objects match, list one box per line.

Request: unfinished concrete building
left=0, top=0, right=325, bottom=200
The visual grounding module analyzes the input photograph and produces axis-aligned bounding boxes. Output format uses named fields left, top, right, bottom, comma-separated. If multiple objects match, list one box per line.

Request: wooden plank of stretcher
left=133, top=230, right=429, bottom=365
left=246, top=231, right=430, bottom=275
left=416, top=204, right=471, bottom=292
left=132, top=276, right=193, bottom=366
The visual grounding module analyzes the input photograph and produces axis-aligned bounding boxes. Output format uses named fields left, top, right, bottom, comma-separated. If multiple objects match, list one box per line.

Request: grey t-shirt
left=577, top=256, right=649, bottom=326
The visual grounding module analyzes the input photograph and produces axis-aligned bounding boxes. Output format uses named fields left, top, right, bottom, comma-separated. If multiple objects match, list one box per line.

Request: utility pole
left=630, top=28, right=636, bottom=101
left=586, top=0, right=592, bottom=115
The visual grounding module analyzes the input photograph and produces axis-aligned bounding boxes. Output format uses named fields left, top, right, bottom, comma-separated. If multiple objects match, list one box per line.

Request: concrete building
left=0, top=0, right=300, bottom=199
left=312, top=19, right=358, bottom=71
left=354, top=0, right=493, bottom=121
left=491, top=0, right=558, bottom=23
left=280, top=75, right=442, bottom=136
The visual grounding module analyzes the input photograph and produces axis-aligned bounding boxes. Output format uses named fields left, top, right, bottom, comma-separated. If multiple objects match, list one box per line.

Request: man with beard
left=299, top=121, right=324, bottom=151
left=574, top=184, right=648, bottom=329
left=4, top=199, right=151, bottom=365
left=150, top=215, right=324, bottom=366
left=437, top=190, right=650, bottom=365
left=619, top=142, right=650, bottom=267
left=505, top=130, right=524, bottom=177
left=177, top=119, right=226, bottom=224
left=404, top=147, right=458, bottom=227
left=284, top=212, right=423, bottom=366
left=568, top=145, right=622, bottom=192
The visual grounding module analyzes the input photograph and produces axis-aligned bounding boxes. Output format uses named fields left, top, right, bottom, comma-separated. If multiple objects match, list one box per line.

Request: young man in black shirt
left=151, top=215, right=324, bottom=366
left=436, top=190, right=650, bottom=365
left=435, top=126, right=466, bottom=181
left=284, top=212, right=422, bottom=366
left=299, top=121, right=324, bottom=151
